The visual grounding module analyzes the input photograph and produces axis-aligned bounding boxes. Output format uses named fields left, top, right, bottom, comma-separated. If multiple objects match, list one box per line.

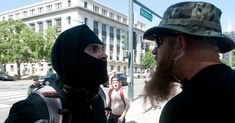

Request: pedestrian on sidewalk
left=106, top=75, right=130, bottom=123
left=108, top=69, right=117, bottom=89
left=143, top=1, right=235, bottom=123
left=5, top=24, right=109, bottom=123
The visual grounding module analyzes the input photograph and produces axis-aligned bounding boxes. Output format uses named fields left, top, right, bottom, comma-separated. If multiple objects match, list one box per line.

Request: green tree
left=38, top=26, right=58, bottom=62
left=232, top=49, right=235, bottom=67
left=141, top=50, right=156, bottom=71
left=0, top=19, right=42, bottom=78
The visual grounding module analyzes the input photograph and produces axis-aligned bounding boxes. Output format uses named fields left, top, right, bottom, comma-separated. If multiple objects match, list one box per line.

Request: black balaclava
left=51, top=24, right=108, bottom=94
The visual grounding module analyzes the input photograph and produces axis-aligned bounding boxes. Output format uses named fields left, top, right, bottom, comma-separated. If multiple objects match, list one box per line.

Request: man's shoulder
left=11, top=93, right=44, bottom=107
left=5, top=94, right=48, bottom=122
left=21, top=94, right=48, bottom=110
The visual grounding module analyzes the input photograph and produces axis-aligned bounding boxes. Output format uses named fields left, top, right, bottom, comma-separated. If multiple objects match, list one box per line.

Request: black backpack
left=34, top=85, right=106, bottom=123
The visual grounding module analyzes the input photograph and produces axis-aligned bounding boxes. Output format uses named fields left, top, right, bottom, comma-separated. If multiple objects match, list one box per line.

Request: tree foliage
left=232, top=50, right=235, bottom=67
left=0, top=19, right=58, bottom=78
left=141, top=50, right=156, bottom=70
left=39, top=26, right=58, bottom=62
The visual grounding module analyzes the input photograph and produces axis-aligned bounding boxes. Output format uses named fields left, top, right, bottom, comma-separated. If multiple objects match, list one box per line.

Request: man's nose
left=99, top=51, right=108, bottom=61
left=152, top=47, right=158, bottom=55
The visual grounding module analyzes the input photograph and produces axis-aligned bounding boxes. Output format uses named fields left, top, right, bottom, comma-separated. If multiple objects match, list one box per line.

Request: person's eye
left=91, top=47, right=97, bottom=52
left=88, top=46, right=98, bottom=53
left=102, top=46, right=106, bottom=52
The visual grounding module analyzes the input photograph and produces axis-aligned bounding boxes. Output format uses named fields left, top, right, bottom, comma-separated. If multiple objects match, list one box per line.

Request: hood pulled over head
left=51, top=24, right=108, bottom=91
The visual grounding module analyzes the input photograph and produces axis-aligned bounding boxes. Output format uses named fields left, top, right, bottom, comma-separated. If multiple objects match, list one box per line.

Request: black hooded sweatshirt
left=5, top=25, right=108, bottom=123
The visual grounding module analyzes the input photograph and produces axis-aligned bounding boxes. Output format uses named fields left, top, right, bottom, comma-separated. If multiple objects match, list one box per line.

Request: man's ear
left=173, top=35, right=187, bottom=61
left=175, top=35, right=187, bottom=56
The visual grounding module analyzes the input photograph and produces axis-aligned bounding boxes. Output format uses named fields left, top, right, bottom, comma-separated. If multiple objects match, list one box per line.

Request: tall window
left=67, top=16, right=71, bottom=25
left=67, top=0, right=71, bottom=7
left=116, top=29, right=120, bottom=60
left=38, top=7, right=44, bottom=14
left=109, top=26, right=114, bottom=60
left=102, top=24, right=106, bottom=52
left=8, top=15, right=13, bottom=19
left=38, top=22, right=43, bottom=34
left=84, top=17, right=88, bottom=25
left=109, top=26, right=114, bottom=51
left=140, top=36, right=145, bottom=50
left=102, top=9, right=107, bottom=16
left=30, top=9, right=35, bottom=16
left=84, top=2, right=88, bottom=8
left=93, top=5, right=99, bottom=13
left=29, top=23, right=35, bottom=31
left=109, top=12, right=114, bottom=19
left=55, top=18, right=61, bottom=32
left=46, top=20, right=52, bottom=27
left=55, top=2, right=62, bottom=10
left=93, top=21, right=98, bottom=36
left=116, top=15, right=121, bottom=21
left=46, top=5, right=52, bottom=12
left=10, top=65, right=14, bottom=72
left=22, top=11, right=28, bottom=17
left=15, top=13, right=20, bottom=19
left=102, top=24, right=106, bottom=45
left=110, top=65, right=114, bottom=71
left=123, top=18, right=127, bottom=24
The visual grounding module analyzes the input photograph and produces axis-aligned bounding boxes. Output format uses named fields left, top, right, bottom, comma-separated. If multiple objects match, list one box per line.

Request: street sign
left=140, top=7, right=153, bottom=21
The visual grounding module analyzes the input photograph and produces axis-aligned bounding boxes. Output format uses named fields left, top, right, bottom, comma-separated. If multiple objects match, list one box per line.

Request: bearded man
left=143, top=1, right=235, bottom=123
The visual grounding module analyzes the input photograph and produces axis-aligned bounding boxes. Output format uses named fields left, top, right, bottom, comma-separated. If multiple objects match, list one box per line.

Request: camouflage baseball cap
left=143, top=1, right=235, bottom=53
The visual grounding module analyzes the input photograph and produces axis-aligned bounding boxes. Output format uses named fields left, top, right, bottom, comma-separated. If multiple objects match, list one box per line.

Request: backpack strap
left=120, top=87, right=126, bottom=108
left=34, top=85, right=63, bottom=123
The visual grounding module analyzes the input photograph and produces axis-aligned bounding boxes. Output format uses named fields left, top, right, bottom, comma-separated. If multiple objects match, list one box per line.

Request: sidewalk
left=125, top=96, right=166, bottom=123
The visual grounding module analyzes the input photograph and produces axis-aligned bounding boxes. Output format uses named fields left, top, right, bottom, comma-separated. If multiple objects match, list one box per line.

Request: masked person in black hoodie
left=5, top=24, right=109, bottom=123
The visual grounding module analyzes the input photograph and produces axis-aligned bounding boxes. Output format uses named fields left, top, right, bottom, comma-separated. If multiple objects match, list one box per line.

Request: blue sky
left=0, top=0, right=234, bottom=32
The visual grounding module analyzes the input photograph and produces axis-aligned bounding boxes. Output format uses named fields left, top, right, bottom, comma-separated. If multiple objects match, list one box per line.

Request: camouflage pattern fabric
left=143, top=1, right=235, bottom=53
left=161, top=2, right=221, bottom=32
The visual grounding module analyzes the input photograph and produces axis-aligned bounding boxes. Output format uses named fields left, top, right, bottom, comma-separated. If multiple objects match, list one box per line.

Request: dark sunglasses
left=153, top=34, right=163, bottom=48
left=153, top=33, right=179, bottom=48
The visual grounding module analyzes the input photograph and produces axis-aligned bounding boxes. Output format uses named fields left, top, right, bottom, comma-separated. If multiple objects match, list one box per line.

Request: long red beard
left=144, top=41, right=178, bottom=103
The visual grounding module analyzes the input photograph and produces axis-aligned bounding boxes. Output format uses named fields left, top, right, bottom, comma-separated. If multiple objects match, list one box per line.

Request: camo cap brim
left=143, top=1, right=235, bottom=53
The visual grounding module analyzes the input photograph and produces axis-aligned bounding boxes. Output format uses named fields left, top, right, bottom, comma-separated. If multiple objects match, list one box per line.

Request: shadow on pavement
left=133, top=95, right=143, bottom=101
left=142, top=106, right=153, bottom=114
left=126, top=121, right=137, bottom=123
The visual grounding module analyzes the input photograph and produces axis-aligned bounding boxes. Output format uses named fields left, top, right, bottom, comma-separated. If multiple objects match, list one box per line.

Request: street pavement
left=0, top=80, right=31, bottom=123
left=0, top=79, right=174, bottom=123
left=125, top=82, right=182, bottom=123
left=102, top=78, right=168, bottom=123
left=125, top=95, right=167, bottom=123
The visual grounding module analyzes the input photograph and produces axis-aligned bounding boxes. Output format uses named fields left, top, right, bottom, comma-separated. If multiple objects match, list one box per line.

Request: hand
left=118, top=116, right=124, bottom=123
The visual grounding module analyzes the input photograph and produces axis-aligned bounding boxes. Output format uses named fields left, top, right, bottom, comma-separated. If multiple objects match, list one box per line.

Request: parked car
left=133, top=72, right=146, bottom=78
left=0, top=73, right=14, bottom=81
left=34, top=73, right=59, bottom=85
left=103, top=73, right=128, bottom=87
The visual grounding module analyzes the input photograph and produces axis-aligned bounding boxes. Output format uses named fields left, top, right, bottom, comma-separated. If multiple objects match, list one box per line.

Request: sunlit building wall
left=0, top=0, right=146, bottom=76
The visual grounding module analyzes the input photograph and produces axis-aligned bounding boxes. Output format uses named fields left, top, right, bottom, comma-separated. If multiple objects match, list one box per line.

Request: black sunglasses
left=153, top=33, right=179, bottom=48
left=153, top=34, right=163, bottom=48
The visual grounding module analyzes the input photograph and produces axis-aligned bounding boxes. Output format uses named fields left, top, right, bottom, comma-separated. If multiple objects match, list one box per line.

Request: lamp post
left=127, top=0, right=162, bottom=101
left=128, top=0, right=134, bottom=101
